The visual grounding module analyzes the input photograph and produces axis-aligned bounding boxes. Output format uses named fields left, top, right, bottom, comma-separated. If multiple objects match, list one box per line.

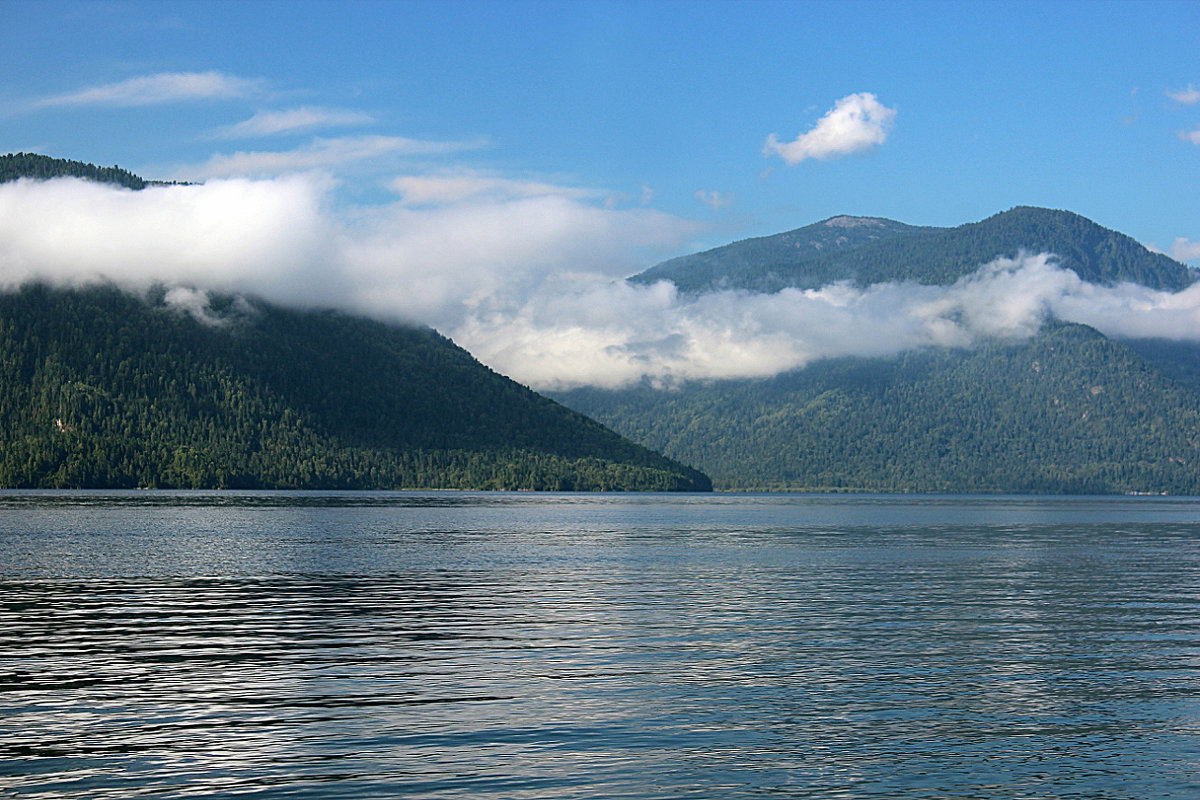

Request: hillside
left=556, top=323, right=1200, bottom=494
left=632, top=206, right=1196, bottom=293
left=0, top=152, right=185, bottom=189
left=0, top=283, right=711, bottom=491
left=631, top=215, right=936, bottom=293
left=577, top=206, right=1200, bottom=494
left=0, top=153, right=709, bottom=491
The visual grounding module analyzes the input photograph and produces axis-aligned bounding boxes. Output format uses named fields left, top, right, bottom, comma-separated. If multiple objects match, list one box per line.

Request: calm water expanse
left=4, top=491, right=1200, bottom=799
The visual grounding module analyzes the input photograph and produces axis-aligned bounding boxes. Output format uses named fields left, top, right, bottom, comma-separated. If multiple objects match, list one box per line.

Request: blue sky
left=5, top=0, right=1199, bottom=251
left=3, top=0, right=1200, bottom=388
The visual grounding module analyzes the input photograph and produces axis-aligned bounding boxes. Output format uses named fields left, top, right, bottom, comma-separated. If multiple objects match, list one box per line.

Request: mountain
left=0, top=152, right=185, bottom=189
left=631, top=206, right=1196, bottom=293
left=556, top=208, right=1200, bottom=495
left=631, top=215, right=937, bottom=293
left=0, top=283, right=711, bottom=491
left=0, top=153, right=710, bottom=491
left=557, top=322, right=1200, bottom=494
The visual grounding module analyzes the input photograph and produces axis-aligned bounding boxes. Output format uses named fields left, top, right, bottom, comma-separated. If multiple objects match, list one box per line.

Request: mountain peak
left=822, top=215, right=890, bottom=228
left=630, top=207, right=1195, bottom=294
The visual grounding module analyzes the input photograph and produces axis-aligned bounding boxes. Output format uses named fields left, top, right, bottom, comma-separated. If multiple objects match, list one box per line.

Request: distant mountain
left=631, top=215, right=936, bottom=293
left=556, top=322, right=1200, bottom=494
left=558, top=207, right=1200, bottom=494
left=631, top=206, right=1196, bottom=293
left=0, top=283, right=711, bottom=491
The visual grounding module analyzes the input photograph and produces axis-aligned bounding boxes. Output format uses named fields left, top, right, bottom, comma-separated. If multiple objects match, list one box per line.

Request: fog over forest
left=2, top=174, right=1198, bottom=390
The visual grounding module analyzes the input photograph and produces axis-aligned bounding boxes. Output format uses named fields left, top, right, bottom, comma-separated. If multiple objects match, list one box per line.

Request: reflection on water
left=3, top=492, right=1200, bottom=798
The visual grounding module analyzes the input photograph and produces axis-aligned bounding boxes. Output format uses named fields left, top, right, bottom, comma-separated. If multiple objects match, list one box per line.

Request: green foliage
left=632, top=207, right=1196, bottom=293
left=0, top=152, right=148, bottom=189
left=1123, top=339, right=1200, bottom=394
left=556, top=323, right=1200, bottom=495
left=0, top=283, right=711, bottom=491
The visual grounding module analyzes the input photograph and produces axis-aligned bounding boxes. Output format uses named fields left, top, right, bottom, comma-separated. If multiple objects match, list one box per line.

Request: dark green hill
left=2, top=152, right=145, bottom=189
left=632, top=207, right=1196, bottom=293
left=0, top=283, right=711, bottom=491
left=555, top=323, right=1200, bottom=495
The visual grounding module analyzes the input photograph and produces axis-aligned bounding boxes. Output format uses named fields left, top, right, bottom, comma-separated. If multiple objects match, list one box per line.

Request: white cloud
left=177, top=135, right=489, bottom=179
left=4, top=176, right=1200, bottom=392
left=458, top=253, right=1200, bottom=390
left=1170, top=238, right=1200, bottom=262
left=694, top=189, right=731, bottom=211
left=0, top=175, right=336, bottom=306
left=389, top=171, right=599, bottom=206
left=763, top=92, right=896, bottom=165
left=1179, top=126, right=1200, bottom=145
left=0, top=173, right=699, bottom=333
left=35, top=71, right=260, bottom=108
left=215, top=107, right=376, bottom=138
left=1167, top=84, right=1200, bottom=105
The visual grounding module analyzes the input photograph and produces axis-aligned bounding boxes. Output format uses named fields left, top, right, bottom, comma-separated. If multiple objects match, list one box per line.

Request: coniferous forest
left=1, top=152, right=164, bottom=189
left=0, top=153, right=709, bottom=491
left=0, top=283, right=711, bottom=491
left=557, top=323, right=1200, bottom=495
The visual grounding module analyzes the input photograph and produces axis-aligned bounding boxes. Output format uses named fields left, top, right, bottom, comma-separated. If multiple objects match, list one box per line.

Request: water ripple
left=3, top=493, right=1200, bottom=798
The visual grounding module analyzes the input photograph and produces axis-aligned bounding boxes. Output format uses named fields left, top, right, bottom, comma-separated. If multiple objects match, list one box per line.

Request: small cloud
left=763, top=92, right=896, bottom=165
left=177, top=134, right=488, bottom=180
left=389, top=170, right=599, bottom=206
left=1166, top=84, right=1200, bottom=105
left=1178, top=126, right=1200, bottom=145
left=694, top=189, right=731, bottom=211
left=215, top=107, right=375, bottom=139
left=1170, top=238, right=1200, bottom=262
left=640, top=183, right=655, bottom=205
left=35, top=71, right=260, bottom=108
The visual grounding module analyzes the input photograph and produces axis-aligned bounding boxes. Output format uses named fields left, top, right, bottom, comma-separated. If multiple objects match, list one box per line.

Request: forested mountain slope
left=0, top=284, right=711, bottom=491
left=556, top=323, right=1200, bottom=494
left=632, top=207, right=1196, bottom=293
left=0, top=152, right=182, bottom=189
left=0, top=153, right=708, bottom=491
left=572, top=207, right=1200, bottom=494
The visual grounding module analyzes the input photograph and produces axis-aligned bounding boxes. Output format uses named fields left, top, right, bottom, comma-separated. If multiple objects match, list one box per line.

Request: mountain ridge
left=0, top=154, right=711, bottom=491
left=632, top=206, right=1196, bottom=293
left=631, top=215, right=936, bottom=292
left=0, top=282, right=712, bottom=491
left=555, top=321, right=1200, bottom=494
left=561, top=207, right=1200, bottom=494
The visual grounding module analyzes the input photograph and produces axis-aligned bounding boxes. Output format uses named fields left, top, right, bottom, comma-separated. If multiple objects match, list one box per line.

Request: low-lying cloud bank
left=460, top=254, right=1200, bottom=389
left=1, top=175, right=1198, bottom=391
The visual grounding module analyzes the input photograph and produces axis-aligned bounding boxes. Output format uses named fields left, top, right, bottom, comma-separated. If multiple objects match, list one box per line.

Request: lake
left=3, top=491, right=1200, bottom=799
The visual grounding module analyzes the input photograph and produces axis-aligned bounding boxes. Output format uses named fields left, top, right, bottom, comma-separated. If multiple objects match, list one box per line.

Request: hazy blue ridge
left=632, top=207, right=1197, bottom=293
left=554, top=322, right=1200, bottom=495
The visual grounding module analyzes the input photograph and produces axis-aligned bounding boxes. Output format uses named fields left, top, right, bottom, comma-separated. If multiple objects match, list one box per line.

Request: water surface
left=3, top=491, right=1200, bottom=798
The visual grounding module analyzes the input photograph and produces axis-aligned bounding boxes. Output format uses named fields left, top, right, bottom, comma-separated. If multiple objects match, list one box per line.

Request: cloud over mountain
left=2, top=175, right=1199, bottom=391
